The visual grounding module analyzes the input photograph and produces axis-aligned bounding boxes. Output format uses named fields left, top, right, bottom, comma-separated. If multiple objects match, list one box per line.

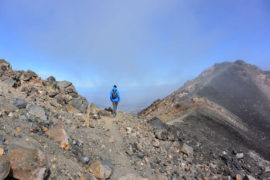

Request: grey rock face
left=57, top=81, right=72, bottom=93
left=26, top=104, right=47, bottom=122
left=71, top=96, right=88, bottom=113
left=57, top=81, right=78, bottom=98
left=13, top=98, right=27, bottom=109
left=4, top=78, right=16, bottom=87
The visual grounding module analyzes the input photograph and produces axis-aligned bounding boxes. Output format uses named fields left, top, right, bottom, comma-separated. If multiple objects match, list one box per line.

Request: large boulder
left=21, top=70, right=37, bottom=81
left=65, top=84, right=77, bottom=96
left=71, top=96, right=88, bottom=113
left=57, top=81, right=72, bottom=93
left=26, top=104, right=47, bottom=122
left=43, top=76, right=56, bottom=87
left=8, top=144, right=49, bottom=180
left=57, top=81, right=78, bottom=97
left=0, top=155, right=11, bottom=180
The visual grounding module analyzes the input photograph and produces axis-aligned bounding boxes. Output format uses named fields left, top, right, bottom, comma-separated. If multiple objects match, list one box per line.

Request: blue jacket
left=110, top=87, right=120, bottom=102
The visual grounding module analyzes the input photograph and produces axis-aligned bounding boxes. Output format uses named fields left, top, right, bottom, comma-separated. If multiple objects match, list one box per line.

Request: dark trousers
left=112, top=101, right=118, bottom=115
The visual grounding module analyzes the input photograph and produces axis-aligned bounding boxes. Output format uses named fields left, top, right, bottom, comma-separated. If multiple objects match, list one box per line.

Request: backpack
left=112, top=89, right=117, bottom=99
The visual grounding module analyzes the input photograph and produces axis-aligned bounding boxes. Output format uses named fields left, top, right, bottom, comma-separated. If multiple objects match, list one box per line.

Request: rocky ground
left=0, top=59, right=269, bottom=180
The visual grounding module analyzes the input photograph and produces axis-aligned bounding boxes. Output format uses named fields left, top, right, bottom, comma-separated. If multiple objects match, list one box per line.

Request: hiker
left=110, top=85, right=120, bottom=117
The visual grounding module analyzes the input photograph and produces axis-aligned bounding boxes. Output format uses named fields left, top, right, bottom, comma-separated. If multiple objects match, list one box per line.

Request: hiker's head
left=113, top=85, right=117, bottom=88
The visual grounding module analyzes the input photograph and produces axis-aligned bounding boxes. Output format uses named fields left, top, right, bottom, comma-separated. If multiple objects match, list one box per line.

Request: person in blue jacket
left=110, top=85, right=120, bottom=117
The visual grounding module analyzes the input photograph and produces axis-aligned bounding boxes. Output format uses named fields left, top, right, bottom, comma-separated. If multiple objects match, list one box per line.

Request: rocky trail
left=0, top=59, right=269, bottom=180
left=102, top=115, right=136, bottom=177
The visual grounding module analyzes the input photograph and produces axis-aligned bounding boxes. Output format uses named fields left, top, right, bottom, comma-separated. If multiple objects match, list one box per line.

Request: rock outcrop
left=0, top=60, right=89, bottom=113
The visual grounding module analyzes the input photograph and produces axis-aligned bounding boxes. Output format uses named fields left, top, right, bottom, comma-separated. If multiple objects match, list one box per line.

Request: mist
left=1, top=0, right=270, bottom=112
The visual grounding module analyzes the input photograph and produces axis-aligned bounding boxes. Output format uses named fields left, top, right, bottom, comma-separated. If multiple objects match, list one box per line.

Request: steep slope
left=139, top=60, right=270, bottom=161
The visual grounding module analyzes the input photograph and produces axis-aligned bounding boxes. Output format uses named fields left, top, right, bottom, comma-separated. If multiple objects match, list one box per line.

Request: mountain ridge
left=139, top=60, right=270, bottom=161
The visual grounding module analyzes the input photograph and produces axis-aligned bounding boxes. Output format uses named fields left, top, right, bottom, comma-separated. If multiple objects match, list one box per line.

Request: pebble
left=82, top=157, right=90, bottom=164
left=236, top=153, right=244, bottom=159
left=126, top=127, right=132, bottom=134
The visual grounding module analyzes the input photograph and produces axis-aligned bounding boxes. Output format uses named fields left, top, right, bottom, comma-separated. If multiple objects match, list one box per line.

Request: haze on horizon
left=0, top=0, right=270, bottom=112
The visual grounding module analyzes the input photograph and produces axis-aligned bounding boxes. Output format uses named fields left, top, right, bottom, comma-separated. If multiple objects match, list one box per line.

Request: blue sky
left=0, top=0, right=270, bottom=112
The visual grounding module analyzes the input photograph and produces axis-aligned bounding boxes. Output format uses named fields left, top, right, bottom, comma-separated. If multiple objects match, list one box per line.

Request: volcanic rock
left=26, top=104, right=47, bottom=122
left=46, top=125, right=69, bottom=145
left=13, top=98, right=27, bottom=109
left=0, top=59, right=11, bottom=72
left=181, top=143, right=193, bottom=157
left=89, top=160, right=112, bottom=180
left=155, top=130, right=169, bottom=141
left=43, top=76, right=56, bottom=86
left=0, top=155, right=10, bottom=180
left=22, top=70, right=37, bottom=81
left=8, top=144, right=49, bottom=180
left=71, top=96, right=88, bottom=113
left=86, top=103, right=101, bottom=119
left=236, top=174, right=243, bottom=180
left=236, top=153, right=244, bottom=159
left=4, top=78, right=16, bottom=87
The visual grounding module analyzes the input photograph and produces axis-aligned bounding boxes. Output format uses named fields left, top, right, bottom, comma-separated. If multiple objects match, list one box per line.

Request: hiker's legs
left=112, top=101, right=118, bottom=116
left=115, top=101, right=118, bottom=115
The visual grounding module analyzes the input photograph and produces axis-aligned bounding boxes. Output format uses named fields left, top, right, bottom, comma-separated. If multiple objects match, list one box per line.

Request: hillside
left=140, top=60, right=270, bottom=177
left=0, top=59, right=269, bottom=180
